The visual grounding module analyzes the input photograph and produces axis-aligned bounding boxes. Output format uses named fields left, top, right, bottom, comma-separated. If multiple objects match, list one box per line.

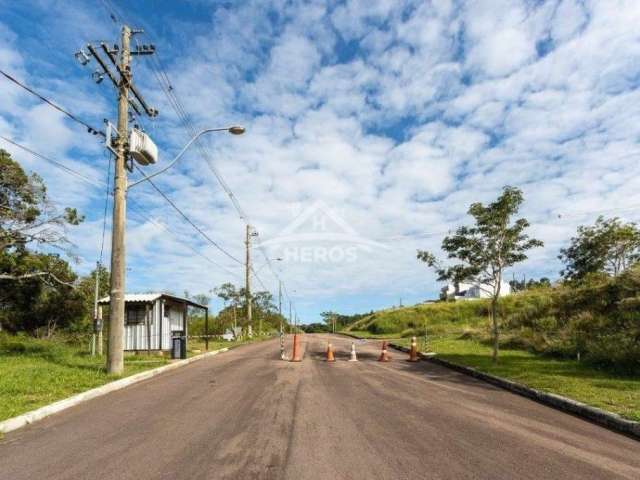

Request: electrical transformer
left=129, top=128, right=158, bottom=166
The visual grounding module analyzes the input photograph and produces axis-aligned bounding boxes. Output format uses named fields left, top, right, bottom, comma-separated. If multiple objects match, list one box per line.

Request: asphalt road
left=1, top=333, right=639, bottom=480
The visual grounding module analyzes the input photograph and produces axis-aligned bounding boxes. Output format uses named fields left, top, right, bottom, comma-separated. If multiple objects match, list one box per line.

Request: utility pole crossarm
left=99, top=42, right=158, bottom=117
left=87, top=44, right=143, bottom=116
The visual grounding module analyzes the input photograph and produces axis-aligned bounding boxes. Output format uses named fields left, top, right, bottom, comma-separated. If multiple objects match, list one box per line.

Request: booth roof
left=98, top=293, right=207, bottom=309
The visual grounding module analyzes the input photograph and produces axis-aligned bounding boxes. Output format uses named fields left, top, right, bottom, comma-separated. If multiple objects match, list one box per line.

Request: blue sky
left=1, top=0, right=640, bottom=322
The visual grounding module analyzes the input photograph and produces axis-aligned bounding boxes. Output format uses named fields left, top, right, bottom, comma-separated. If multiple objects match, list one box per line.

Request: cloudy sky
left=1, top=0, right=640, bottom=322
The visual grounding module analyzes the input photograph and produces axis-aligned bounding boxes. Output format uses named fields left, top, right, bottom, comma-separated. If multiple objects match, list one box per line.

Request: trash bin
left=171, top=335, right=182, bottom=359
left=180, top=336, right=187, bottom=359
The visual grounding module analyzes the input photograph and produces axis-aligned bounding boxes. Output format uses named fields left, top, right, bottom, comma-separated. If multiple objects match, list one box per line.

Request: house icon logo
left=259, top=200, right=390, bottom=263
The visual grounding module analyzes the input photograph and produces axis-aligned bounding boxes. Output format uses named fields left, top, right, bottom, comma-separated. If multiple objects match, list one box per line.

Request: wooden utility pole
left=79, top=25, right=157, bottom=373
left=107, top=25, right=132, bottom=374
left=278, top=280, right=282, bottom=333
left=97, top=305, right=103, bottom=356
left=233, top=304, right=237, bottom=338
left=245, top=224, right=252, bottom=337
left=91, top=261, right=101, bottom=356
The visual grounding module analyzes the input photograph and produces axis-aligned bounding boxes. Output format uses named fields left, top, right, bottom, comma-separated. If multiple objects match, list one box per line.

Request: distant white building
left=222, top=327, right=242, bottom=341
left=442, top=281, right=511, bottom=301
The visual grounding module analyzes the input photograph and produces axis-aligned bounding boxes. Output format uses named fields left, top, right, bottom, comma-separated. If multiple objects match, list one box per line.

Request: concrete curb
left=0, top=347, right=230, bottom=434
left=387, top=342, right=640, bottom=440
left=338, top=332, right=364, bottom=339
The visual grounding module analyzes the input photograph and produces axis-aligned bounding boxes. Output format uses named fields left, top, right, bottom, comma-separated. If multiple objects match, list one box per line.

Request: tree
left=252, top=291, right=275, bottom=313
left=192, top=293, right=210, bottom=308
left=320, top=311, right=338, bottom=332
left=509, top=276, right=551, bottom=293
left=214, top=282, right=241, bottom=306
left=417, top=186, right=543, bottom=363
left=75, top=264, right=111, bottom=331
left=0, top=252, right=82, bottom=335
left=302, top=322, right=330, bottom=333
left=212, top=282, right=286, bottom=335
left=1, top=149, right=83, bottom=283
left=559, top=216, right=640, bottom=281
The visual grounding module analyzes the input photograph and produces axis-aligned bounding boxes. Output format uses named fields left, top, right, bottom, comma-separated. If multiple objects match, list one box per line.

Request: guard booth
left=98, top=293, right=208, bottom=355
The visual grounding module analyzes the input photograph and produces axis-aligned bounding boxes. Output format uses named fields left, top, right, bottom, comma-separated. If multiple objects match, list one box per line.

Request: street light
left=253, top=257, right=283, bottom=276
left=128, top=126, right=245, bottom=189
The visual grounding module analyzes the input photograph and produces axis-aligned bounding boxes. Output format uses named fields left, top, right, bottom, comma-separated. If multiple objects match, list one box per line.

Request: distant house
left=442, top=281, right=511, bottom=301
left=98, top=293, right=208, bottom=352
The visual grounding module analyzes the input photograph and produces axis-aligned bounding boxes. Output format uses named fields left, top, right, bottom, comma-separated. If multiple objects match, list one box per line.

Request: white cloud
left=2, top=0, right=640, bottom=319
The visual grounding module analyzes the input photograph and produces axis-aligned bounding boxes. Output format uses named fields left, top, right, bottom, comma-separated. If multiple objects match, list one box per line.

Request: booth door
left=166, top=305, right=184, bottom=333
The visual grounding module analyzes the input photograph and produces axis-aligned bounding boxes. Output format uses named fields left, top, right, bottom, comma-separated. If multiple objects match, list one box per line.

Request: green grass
left=0, top=333, right=173, bottom=422
left=394, top=335, right=640, bottom=421
left=347, top=301, right=491, bottom=335
left=342, top=330, right=402, bottom=340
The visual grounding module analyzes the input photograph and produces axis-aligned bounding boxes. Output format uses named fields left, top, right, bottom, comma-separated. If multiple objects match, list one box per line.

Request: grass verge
left=393, top=335, right=640, bottom=422
left=0, top=333, right=170, bottom=422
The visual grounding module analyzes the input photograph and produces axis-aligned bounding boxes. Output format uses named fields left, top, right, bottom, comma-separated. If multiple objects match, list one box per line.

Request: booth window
left=126, top=306, right=147, bottom=325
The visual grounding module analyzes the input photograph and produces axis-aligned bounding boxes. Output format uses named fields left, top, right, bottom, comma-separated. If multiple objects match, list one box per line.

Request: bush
left=367, top=317, right=401, bottom=334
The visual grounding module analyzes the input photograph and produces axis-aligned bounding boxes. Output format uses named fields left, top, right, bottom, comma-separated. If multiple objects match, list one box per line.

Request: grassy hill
left=347, top=299, right=491, bottom=337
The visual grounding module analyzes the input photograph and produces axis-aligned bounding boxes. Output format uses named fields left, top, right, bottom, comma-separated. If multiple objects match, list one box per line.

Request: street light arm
left=128, top=127, right=242, bottom=189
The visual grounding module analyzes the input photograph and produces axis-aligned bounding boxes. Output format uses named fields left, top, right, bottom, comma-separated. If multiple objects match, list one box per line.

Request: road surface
left=1, top=333, right=639, bottom=480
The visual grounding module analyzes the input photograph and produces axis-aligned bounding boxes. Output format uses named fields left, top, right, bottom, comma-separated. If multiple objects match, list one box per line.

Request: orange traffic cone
left=378, top=341, right=391, bottom=362
left=326, top=342, right=335, bottom=362
left=408, top=336, right=419, bottom=362
left=290, top=333, right=302, bottom=362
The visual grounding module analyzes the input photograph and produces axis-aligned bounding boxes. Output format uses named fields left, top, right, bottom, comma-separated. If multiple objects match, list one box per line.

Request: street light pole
left=278, top=280, right=282, bottom=331
left=128, top=126, right=244, bottom=189
left=245, top=224, right=253, bottom=337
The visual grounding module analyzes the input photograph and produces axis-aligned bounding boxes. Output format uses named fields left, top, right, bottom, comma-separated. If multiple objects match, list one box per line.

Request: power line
left=0, top=67, right=243, bottom=270
left=98, top=150, right=113, bottom=263
left=132, top=164, right=243, bottom=265
left=0, top=69, right=104, bottom=137
left=0, top=135, right=242, bottom=280
left=127, top=207, right=243, bottom=281
left=0, top=135, right=102, bottom=186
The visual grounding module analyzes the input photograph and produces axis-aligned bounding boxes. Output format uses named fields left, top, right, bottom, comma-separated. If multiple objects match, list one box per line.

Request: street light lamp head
left=228, top=126, right=245, bottom=135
